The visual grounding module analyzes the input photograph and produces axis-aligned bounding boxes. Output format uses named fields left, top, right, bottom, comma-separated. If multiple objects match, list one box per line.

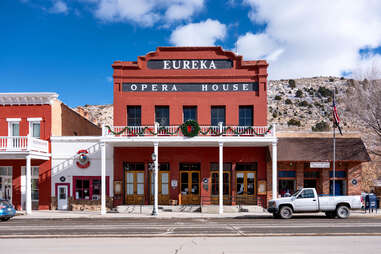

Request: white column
left=219, top=142, right=224, bottom=214
left=26, top=155, right=32, bottom=215
left=153, top=142, right=159, bottom=215
left=272, top=142, right=278, bottom=199
left=101, top=142, right=107, bottom=215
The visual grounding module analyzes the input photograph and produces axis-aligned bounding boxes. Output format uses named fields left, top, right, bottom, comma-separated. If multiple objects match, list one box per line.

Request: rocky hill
left=72, top=77, right=380, bottom=191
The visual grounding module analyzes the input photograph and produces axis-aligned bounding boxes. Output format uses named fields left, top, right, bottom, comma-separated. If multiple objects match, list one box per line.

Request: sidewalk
left=13, top=209, right=380, bottom=220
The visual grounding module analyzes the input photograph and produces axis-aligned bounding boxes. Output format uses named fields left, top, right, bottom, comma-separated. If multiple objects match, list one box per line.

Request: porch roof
left=278, top=137, right=370, bottom=162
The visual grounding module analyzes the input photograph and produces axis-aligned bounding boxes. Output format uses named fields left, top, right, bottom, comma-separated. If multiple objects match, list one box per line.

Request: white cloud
left=170, top=19, right=227, bottom=46
left=164, top=0, right=203, bottom=22
left=86, top=0, right=204, bottom=26
left=49, top=0, right=69, bottom=14
left=238, top=0, right=381, bottom=79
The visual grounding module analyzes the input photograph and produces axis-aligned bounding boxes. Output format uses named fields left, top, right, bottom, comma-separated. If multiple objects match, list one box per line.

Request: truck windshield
left=291, top=189, right=302, bottom=197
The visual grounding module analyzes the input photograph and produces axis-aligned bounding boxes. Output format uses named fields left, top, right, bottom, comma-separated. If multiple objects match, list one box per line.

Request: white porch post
left=153, top=142, right=159, bottom=216
left=101, top=142, right=107, bottom=215
left=218, top=142, right=224, bottom=214
left=26, top=155, right=32, bottom=215
left=272, top=141, right=278, bottom=199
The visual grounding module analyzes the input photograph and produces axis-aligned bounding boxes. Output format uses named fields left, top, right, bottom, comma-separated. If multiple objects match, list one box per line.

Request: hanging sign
left=310, top=162, right=330, bottom=168
left=76, top=150, right=90, bottom=169
left=122, top=82, right=258, bottom=92
left=147, top=59, right=233, bottom=70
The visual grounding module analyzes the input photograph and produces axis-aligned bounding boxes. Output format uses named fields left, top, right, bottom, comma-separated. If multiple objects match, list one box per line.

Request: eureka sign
left=122, top=83, right=259, bottom=92
left=147, top=59, right=233, bottom=70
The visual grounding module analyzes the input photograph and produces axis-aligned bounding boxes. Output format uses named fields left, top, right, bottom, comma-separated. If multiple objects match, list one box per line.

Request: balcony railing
left=103, top=123, right=274, bottom=138
left=0, top=136, right=49, bottom=154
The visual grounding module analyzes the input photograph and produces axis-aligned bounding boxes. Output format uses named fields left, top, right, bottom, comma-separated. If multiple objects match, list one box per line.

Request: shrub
left=274, top=95, right=282, bottom=100
left=285, top=99, right=292, bottom=105
left=329, top=77, right=335, bottom=82
left=295, top=89, right=303, bottom=98
left=298, top=100, right=309, bottom=107
left=272, top=112, right=278, bottom=118
left=317, top=86, right=333, bottom=97
left=287, top=119, right=301, bottom=127
left=288, top=79, right=296, bottom=88
left=340, top=77, right=345, bottom=80
left=312, top=121, right=330, bottom=132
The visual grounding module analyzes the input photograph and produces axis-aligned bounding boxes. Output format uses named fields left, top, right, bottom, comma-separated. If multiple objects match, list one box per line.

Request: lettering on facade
left=122, top=83, right=259, bottom=92
left=147, top=59, right=233, bottom=70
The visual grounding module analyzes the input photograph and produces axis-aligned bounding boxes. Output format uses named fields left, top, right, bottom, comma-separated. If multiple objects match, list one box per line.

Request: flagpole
left=333, top=91, right=336, bottom=196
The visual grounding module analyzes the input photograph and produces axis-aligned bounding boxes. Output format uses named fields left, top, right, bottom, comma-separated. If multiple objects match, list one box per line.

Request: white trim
left=6, top=118, right=21, bottom=122
left=27, top=118, right=42, bottom=122
left=0, top=93, right=58, bottom=105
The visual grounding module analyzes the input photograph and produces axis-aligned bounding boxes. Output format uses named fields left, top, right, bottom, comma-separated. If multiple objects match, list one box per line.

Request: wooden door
left=180, top=171, right=200, bottom=205
left=125, top=171, right=145, bottom=205
left=150, top=171, right=170, bottom=205
left=236, top=171, right=256, bottom=205
left=211, top=171, right=231, bottom=205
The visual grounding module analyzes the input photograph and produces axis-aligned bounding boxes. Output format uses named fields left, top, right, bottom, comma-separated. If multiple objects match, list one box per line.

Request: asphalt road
left=2, top=236, right=381, bottom=254
left=1, top=215, right=381, bottom=238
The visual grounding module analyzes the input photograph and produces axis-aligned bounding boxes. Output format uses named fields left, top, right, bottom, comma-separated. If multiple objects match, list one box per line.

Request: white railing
left=28, top=137, right=49, bottom=153
left=0, top=136, right=49, bottom=153
left=104, top=123, right=275, bottom=137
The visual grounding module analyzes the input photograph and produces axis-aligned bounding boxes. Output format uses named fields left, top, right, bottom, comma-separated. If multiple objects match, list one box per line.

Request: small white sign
left=310, top=162, right=330, bottom=168
left=374, top=180, right=381, bottom=187
left=171, top=180, right=178, bottom=188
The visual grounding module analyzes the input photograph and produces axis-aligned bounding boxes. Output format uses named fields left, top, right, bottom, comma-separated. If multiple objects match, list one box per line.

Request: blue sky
left=1, top=0, right=381, bottom=107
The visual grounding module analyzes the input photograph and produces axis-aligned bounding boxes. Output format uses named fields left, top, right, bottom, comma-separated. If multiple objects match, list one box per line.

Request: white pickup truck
left=267, top=188, right=362, bottom=219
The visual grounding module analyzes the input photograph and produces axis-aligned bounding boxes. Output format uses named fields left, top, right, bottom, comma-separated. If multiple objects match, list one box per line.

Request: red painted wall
left=112, top=47, right=268, bottom=126
left=113, top=147, right=267, bottom=206
left=0, top=104, right=52, bottom=210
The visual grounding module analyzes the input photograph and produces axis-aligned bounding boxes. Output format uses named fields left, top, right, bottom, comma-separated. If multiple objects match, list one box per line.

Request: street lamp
left=151, top=152, right=158, bottom=216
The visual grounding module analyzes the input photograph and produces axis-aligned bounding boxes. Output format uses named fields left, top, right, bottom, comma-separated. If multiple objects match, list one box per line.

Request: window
left=239, top=106, right=253, bottom=126
left=0, top=166, right=12, bottom=201
left=183, top=106, right=197, bottom=122
left=27, top=118, right=42, bottom=138
left=236, top=163, right=257, bottom=171
left=211, top=106, right=225, bottom=126
left=73, top=176, right=109, bottom=200
left=123, top=162, right=145, bottom=171
left=127, top=106, right=141, bottom=126
left=299, top=189, right=315, bottom=199
left=31, top=123, right=41, bottom=138
left=31, top=167, right=39, bottom=201
left=21, top=166, right=38, bottom=201
left=155, top=106, right=169, bottom=126
left=179, top=163, right=201, bottom=171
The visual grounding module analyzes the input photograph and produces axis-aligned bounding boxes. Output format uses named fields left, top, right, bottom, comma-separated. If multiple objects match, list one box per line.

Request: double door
left=236, top=171, right=256, bottom=205
left=150, top=172, right=170, bottom=205
left=211, top=171, right=231, bottom=205
left=180, top=171, right=200, bottom=205
left=125, top=171, right=145, bottom=205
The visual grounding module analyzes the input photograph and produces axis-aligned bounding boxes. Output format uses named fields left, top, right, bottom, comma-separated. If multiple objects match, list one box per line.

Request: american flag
left=333, top=95, right=343, bottom=135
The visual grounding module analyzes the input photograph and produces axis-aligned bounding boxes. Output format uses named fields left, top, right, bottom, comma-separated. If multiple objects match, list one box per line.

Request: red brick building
left=0, top=93, right=101, bottom=213
left=104, top=47, right=277, bottom=213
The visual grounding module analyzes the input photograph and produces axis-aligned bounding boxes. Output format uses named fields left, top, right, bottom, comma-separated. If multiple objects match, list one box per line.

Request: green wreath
left=181, top=120, right=200, bottom=137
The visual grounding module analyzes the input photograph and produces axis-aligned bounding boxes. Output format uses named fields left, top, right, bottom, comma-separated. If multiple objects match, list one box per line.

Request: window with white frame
left=6, top=118, right=21, bottom=137
left=28, top=118, right=42, bottom=138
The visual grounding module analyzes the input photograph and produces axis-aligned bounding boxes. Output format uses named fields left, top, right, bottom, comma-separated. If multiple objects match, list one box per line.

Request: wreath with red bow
left=181, top=120, right=200, bottom=137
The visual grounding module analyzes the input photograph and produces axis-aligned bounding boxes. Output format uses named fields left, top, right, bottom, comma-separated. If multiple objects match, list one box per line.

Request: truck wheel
left=279, top=206, right=293, bottom=219
left=1, top=217, right=10, bottom=222
left=336, top=206, right=350, bottom=219
left=325, top=211, right=336, bottom=218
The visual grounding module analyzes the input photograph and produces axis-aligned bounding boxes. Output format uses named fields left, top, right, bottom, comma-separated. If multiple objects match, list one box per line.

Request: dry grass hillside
left=73, top=77, right=380, bottom=192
